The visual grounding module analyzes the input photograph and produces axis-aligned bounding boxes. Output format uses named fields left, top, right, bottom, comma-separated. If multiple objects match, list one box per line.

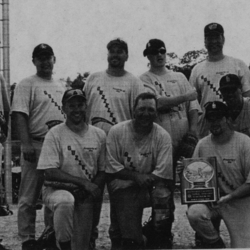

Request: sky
left=7, top=0, right=250, bottom=83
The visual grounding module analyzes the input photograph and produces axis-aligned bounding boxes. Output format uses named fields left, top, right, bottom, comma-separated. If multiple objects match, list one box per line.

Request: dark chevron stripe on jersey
left=67, top=145, right=92, bottom=180
left=154, top=81, right=168, bottom=96
left=96, top=87, right=117, bottom=124
left=201, top=76, right=222, bottom=99
left=217, top=172, right=235, bottom=191
left=124, top=152, right=137, bottom=172
left=154, top=81, right=182, bottom=111
left=43, top=90, right=66, bottom=118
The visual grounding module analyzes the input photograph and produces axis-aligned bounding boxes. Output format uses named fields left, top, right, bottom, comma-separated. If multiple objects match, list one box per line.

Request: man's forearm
left=229, top=183, right=250, bottom=200
left=92, top=171, right=106, bottom=190
left=188, top=109, right=199, bottom=135
left=13, top=112, right=32, bottom=145
left=44, top=168, right=90, bottom=189
left=113, top=168, right=138, bottom=182
left=157, top=96, right=185, bottom=111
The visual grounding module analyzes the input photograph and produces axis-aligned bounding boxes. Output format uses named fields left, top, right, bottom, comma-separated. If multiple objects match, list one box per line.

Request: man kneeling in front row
left=106, top=92, right=175, bottom=249
left=37, top=89, right=106, bottom=250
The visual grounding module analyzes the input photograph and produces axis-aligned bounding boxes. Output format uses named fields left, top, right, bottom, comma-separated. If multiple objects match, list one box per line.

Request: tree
left=166, top=49, right=208, bottom=80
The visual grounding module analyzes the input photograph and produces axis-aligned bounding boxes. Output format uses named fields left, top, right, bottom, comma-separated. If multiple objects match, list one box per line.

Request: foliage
left=166, top=49, right=208, bottom=80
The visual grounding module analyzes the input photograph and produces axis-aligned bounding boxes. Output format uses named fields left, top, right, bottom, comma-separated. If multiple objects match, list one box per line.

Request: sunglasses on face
left=150, top=48, right=166, bottom=55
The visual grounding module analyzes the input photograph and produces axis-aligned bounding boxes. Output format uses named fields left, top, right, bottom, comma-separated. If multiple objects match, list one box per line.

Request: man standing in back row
left=12, top=44, right=66, bottom=250
left=84, top=38, right=144, bottom=249
left=189, top=23, right=250, bottom=138
left=140, top=39, right=200, bottom=160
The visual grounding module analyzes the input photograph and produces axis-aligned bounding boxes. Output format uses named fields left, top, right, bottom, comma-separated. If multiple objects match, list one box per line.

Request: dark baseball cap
left=204, top=23, right=224, bottom=37
left=62, top=89, right=86, bottom=104
left=204, top=101, right=228, bottom=120
left=143, top=39, right=166, bottom=57
left=107, top=38, right=128, bottom=54
left=32, top=43, right=54, bottom=58
left=219, top=74, right=241, bottom=91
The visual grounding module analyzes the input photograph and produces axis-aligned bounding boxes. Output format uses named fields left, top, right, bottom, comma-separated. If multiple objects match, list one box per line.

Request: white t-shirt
left=106, top=120, right=173, bottom=180
left=193, top=132, right=250, bottom=195
left=140, top=70, right=201, bottom=148
left=190, top=55, right=250, bottom=138
left=84, top=71, right=145, bottom=134
left=37, top=123, right=106, bottom=181
left=231, top=97, right=250, bottom=137
left=11, top=75, right=66, bottom=138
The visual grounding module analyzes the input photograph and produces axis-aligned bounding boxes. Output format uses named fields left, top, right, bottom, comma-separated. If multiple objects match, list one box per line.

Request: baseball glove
left=175, top=133, right=198, bottom=161
left=44, top=181, right=87, bottom=201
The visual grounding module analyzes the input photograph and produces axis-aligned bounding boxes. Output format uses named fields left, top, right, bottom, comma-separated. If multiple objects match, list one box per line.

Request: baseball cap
left=219, top=74, right=241, bottom=91
left=204, top=101, right=228, bottom=120
left=32, top=43, right=54, bottom=58
left=143, top=39, right=166, bottom=57
left=107, top=38, right=128, bottom=54
left=204, top=23, right=224, bottom=37
left=62, top=89, right=87, bottom=104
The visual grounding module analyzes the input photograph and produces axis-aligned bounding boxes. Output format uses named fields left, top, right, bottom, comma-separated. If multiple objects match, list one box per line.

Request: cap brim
left=143, top=49, right=148, bottom=57
left=205, top=111, right=226, bottom=119
left=219, top=85, right=238, bottom=91
left=205, top=31, right=223, bottom=36
left=34, top=51, right=54, bottom=58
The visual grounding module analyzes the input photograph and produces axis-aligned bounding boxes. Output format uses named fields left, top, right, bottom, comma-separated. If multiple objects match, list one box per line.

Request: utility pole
left=2, top=0, right=12, bottom=204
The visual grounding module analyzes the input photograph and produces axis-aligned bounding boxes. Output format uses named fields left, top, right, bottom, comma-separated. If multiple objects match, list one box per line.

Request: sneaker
left=22, top=240, right=37, bottom=250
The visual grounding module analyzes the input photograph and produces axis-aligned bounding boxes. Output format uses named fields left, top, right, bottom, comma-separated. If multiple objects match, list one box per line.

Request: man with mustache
left=11, top=44, right=66, bottom=250
left=106, top=92, right=174, bottom=249
left=190, top=23, right=250, bottom=139
left=83, top=38, right=144, bottom=249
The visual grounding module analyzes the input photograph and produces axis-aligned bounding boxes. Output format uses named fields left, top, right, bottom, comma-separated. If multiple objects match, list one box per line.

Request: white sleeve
left=105, top=127, right=125, bottom=173
left=152, top=131, right=173, bottom=180
left=37, top=130, right=60, bottom=170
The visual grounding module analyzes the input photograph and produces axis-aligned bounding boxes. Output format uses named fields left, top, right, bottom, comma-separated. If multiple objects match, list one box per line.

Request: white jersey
left=140, top=70, right=201, bottom=148
left=11, top=75, right=66, bottom=138
left=193, top=132, right=250, bottom=195
left=106, top=120, right=173, bottom=180
left=231, top=97, right=250, bottom=137
left=190, top=55, right=250, bottom=138
left=37, top=123, right=106, bottom=181
left=84, top=71, right=145, bottom=134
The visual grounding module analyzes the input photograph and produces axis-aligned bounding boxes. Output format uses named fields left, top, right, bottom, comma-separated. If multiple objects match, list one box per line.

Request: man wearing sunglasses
left=140, top=39, right=200, bottom=164
left=189, top=23, right=250, bottom=139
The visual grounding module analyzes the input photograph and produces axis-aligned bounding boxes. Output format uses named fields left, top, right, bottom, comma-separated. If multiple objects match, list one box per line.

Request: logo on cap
left=209, top=23, right=218, bottom=30
left=40, top=44, right=47, bottom=49
left=226, top=75, right=230, bottom=82
left=212, top=103, right=216, bottom=109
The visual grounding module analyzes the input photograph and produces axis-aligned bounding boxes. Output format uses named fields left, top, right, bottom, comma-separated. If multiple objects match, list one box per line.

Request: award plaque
left=181, top=157, right=219, bottom=204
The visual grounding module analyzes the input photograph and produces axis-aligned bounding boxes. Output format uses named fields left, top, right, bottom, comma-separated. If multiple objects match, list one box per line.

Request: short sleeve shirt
left=37, top=123, right=106, bottom=180
left=140, top=70, right=201, bottom=147
left=84, top=71, right=145, bottom=134
left=193, top=132, right=250, bottom=194
left=11, top=75, right=66, bottom=137
left=106, top=120, right=173, bottom=180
